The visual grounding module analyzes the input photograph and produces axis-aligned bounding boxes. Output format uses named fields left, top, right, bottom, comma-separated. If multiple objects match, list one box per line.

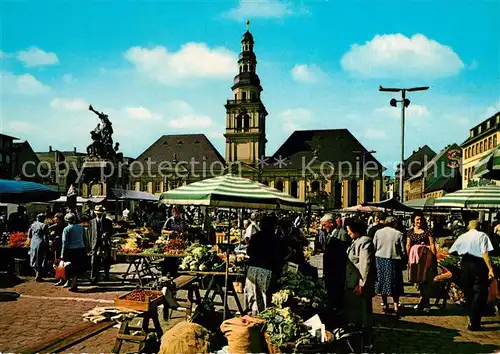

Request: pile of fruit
left=163, top=238, right=186, bottom=255
left=8, top=232, right=28, bottom=248
left=180, top=243, right=224, bottom=272
left=123, top=289, right=163, bottom=302
left=118, top=248, right=142, bottom=254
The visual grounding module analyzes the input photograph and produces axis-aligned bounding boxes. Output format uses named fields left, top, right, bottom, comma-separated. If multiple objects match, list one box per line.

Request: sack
left=54, top=260, right=71, bottom=280
left=220, top=316, right=267, bottom=354
left=159, top=321, right=210, bottom=354
left=488, top=279, right=499, bottom=304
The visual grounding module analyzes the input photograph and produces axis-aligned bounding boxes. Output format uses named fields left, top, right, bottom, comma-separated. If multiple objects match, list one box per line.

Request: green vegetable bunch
left=277, top=272, right=327, bottom=310
left=438, top=255, right=460, bottom=269
left=180, top=243, right=224, bottom=272
left=258, top=307, right=313, bottom=348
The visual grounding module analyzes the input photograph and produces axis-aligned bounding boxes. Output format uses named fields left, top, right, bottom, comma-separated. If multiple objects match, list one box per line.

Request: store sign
left=467, top=178, right=496, bottom=188
left=447, top=149, right=461, bottom=169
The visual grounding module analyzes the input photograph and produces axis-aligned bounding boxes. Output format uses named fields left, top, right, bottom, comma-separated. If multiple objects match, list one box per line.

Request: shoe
left=54, top=280, right=64, bottom=286
left=68, top=287, right=78, bottom=293
left=63, top=281, right=71, bottom=288
left=422, top=307, right=431, bottom=313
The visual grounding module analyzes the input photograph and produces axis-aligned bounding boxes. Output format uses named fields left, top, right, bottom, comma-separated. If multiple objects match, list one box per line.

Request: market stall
left=160, top=174, right=305, bottom=319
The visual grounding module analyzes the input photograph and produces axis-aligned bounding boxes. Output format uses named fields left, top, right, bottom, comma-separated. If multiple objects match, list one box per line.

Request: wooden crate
left=114, top=290, right=164, bottom=312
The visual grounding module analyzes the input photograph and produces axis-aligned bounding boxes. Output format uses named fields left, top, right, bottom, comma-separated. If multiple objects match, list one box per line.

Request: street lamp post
left=379, top=86, right=429, bottom=201
left=353, top=150, right=376, bottom=202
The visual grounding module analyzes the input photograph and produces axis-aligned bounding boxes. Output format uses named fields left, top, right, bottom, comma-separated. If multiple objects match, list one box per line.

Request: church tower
left=224, top=21, right=268, bottom=166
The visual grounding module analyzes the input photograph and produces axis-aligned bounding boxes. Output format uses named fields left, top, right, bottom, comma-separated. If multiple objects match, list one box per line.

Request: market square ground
left=0, top=256, right=499, bottom=354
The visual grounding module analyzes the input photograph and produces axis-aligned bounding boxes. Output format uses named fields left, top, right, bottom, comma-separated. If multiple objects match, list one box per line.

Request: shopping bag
left=54, top=260, right=71, bottom=280
left=488, top=279, right=499, bottom=304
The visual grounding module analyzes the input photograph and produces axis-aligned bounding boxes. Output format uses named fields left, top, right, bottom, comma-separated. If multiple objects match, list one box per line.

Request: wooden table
left=117, top=253, right=184, bottom=286
left=178, top=270, right=245, bottom=315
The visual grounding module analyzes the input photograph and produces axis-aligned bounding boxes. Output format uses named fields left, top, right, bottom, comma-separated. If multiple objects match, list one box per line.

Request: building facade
left=461, top=111, right=500, bottom=187
left=406, top=144, right=462, bottom=200
left=400, top=145, right=436, bottom=201
left=0, top=134, right=16, bottom=180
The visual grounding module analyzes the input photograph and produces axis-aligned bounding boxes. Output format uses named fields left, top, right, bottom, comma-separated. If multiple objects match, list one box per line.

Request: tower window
left=244, top=115, right=250, bottom=131
left=241, top=91, right=247, bottom=100
left=244, top=65, right=248, bottom=72
left=236, top=115, right=243, bottom=130
left=234, top=93, right=237, bottom=100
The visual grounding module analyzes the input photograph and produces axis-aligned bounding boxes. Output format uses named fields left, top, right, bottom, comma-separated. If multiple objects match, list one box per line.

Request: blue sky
left=1, top=0, right=499, bottom=175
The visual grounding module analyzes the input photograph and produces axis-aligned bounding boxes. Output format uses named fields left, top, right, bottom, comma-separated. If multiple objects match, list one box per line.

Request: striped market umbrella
left=434, top=185, right=500, bottom=209
left=159, top=174, right=305, bottom=211
left=473, top=146, right=500, bottom=179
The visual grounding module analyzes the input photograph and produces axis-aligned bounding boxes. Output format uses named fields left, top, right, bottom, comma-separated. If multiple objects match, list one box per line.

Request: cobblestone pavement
left=0, top=257, right=499, bottom=353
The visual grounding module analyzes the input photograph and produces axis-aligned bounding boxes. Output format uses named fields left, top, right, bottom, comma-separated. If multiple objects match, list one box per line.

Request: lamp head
left=390, top=99, right=398, bottom=107
left=404, top=98, right=411, bottom=107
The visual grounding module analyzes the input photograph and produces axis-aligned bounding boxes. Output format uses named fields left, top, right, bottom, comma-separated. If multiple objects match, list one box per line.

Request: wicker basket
left=264, top=331, right=334, bottom=354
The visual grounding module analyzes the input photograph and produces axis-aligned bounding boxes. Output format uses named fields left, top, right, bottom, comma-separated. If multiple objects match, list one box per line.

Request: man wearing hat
left=88, top=205, right=113, bottom=284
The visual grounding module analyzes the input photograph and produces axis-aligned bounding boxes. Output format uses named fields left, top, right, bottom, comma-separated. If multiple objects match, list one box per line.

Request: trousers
left=461, top=255, right=489, bottom=329
left=90, top=252, right=111, bottom=281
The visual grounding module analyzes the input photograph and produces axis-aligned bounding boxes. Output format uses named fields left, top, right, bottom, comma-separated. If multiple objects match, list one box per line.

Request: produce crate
left=114, top=289, right=164, bottom=312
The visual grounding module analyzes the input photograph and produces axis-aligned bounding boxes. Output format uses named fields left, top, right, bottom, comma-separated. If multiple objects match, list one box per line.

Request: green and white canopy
left=434, top=185, right=500, bottom=209
left=473, top=146, right=500, bottom=179
left=159, top=174, right=305, bottom=211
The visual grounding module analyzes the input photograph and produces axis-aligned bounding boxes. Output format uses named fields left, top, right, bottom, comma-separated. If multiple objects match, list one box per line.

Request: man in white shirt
left=449, top=220, right=495, bottom=331
left=243, top=212, right=260, bottom=244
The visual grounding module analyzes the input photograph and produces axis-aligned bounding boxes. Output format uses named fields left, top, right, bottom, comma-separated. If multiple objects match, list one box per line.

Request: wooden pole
left=223, top=207, right=231, bottom=320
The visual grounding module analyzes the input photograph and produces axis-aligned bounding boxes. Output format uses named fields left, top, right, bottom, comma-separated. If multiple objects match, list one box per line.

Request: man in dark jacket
left=321, top=214, right=351, bottom=328
left=88, top=205, right=114, bottom=284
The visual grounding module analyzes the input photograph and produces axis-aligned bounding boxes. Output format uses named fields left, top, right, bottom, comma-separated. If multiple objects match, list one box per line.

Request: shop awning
left=0, top=179, right=60, bottom=204
left=404, top=198, right=435, bottom=210
left=473, top=145, right=500, bottom=180
left=51, top=196, right=105, bottom=204
left=159, top=174, right=305, bottom=211
left=434, top=185, right=500, bottom=209
left=363, top=197, right=415, bottom=212
left=342, top=205, right=383, bottom=213
left=107, top=188, right=159, bottom=202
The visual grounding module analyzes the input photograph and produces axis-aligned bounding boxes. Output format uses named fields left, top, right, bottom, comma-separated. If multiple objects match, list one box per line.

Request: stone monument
left=81, top=105, right=127, bottom=197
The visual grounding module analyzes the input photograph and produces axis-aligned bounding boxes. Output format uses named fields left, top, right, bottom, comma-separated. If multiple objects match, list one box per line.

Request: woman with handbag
left=59, top=213, right=86, bottom=291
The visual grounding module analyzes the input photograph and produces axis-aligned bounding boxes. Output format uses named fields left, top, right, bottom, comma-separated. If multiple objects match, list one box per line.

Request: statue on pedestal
left=86, top=105, right=122, bottom=162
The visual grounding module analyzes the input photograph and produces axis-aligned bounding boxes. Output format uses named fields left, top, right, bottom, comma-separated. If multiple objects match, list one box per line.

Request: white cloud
left=278, top=108, right=313, bottom=132
left=124, top=43, right=236, bottom=85
left=485, top=101, right=500, bottom=117
left=223, top=0, right=301, bottom=20
left=62, top=73, right=76, bottom=84
left=126, top=106, right=161, bottom=120
left=50, top=97, right=89, bottom=111
left=167, top=115, right=213, bottom=129
left=363, top=128, right=387, bottom=140
left=7, top=120, right=36, bottom=133
left=206, top=131, right=224, bottom=140
left=165, top=100, right=194, bottom=115
left=17, top=47, right=59, bottom=67
left=0, top=72, right=51, bottom=95
left=291, top=64, right=325, bottom=83
left=341, top=34, right=464, bottom=78
left=374, top=104, right=430, bottom=119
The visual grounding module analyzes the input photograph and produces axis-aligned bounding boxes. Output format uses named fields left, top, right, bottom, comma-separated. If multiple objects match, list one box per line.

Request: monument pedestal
left=81, top=159, right=128, bottom=198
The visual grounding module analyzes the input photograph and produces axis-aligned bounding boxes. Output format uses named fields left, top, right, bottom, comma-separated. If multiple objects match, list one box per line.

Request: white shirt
left=449, top=229, right=494, bottom=259
left=244, top=221, right=260, bottom=240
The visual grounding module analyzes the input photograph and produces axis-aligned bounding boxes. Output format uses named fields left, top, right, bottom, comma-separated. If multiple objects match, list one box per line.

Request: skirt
left=244, top=266, right=272, bottom=316
left=30, top=238, right=47, bottom=272
left=375, top=257, right=404, bottom=296
left=64, top=248, right=88, bottom=277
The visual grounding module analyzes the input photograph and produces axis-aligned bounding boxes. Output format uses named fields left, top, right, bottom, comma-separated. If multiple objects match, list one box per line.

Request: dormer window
left=470, top=130, right=474, bottom=138
left=487, top=120, right=491, bottom=129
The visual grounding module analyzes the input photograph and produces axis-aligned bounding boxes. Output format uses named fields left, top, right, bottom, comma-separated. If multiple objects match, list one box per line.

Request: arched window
left=290, top=180, right=298, bottom=198
left=364, top=180, right=374, bottom=202
left=489, top=137, right=493, bottom=149
left=276, top=180, right=284, bottom=192
left=479, top=141, right=483, bottom=153
left=494, top=135, right=498, bottom=147
left=473, top=145, right=476, bottom=155
left=349, top=180, right=358, bottom=206
left=236, top=115, right=243, bottom=130
left=243, top=114, right=250, bottom=131
left=311, top=180, right=320, bottom=193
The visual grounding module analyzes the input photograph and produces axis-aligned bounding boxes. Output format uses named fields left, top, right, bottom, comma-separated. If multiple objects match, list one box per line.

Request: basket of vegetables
left=179, top=243, right=224, bottom=272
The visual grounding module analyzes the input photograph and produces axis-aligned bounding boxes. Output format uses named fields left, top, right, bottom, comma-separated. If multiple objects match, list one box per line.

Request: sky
left=1, top=0, right=499, bottom=175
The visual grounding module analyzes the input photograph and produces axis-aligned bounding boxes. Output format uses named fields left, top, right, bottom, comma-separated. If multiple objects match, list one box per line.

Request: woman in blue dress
left=28, top=213, right=49, bottom=281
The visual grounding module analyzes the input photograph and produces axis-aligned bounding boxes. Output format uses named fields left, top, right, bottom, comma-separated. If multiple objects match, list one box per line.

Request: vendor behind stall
left=49, top=213, right=65, bottom=259
left=163, top=207, right=186, bottom=233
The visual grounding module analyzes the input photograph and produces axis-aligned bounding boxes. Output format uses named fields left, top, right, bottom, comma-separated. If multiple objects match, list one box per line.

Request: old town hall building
left=132, top=27, right=385, bottom=208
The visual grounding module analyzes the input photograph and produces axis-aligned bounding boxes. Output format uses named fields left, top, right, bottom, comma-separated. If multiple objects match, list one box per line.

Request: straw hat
left=94, top=205, right=106, bottom=214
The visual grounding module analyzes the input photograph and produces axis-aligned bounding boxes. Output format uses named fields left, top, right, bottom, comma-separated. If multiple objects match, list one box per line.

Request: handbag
left=54, top=259, right=71, bottom=280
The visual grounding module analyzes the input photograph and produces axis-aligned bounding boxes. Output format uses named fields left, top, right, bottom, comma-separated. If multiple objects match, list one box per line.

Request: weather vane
left=246, top=20, right=250, bottom=31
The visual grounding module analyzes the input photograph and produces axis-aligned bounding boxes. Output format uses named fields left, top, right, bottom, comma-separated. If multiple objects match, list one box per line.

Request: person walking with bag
left=59, top=213, right=87, bottom=291
left=28, top=213, right=49, bottom=282
left=88, top=205, right=113, bottom=284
